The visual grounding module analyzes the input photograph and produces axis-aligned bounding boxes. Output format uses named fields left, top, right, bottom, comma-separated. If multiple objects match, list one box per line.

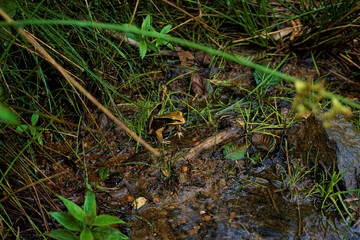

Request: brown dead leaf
left=194, top=51, right=212, bottom=66
left=270, top=18, right=303, bottom=42
left=177, top=50, right=195, bottom=66
left=191, top=73, right=206, bottom=97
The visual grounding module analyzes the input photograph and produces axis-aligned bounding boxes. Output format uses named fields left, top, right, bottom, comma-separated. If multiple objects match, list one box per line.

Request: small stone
left=132, top=197, right=147, bottom=209
left=219, top=178, right=226, bottom=187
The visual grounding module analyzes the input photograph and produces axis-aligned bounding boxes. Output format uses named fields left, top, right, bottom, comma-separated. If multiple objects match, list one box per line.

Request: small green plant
left=98, top=167, right=111, bottom=182
left=47, top=190, right=128, bottom=240
left=16, top=113, right=44, bottom=145
left=315, top=170, right=357, bottom=223
left=253, top=68, right=280, bottom=92
left=127, top=14, right=173, bottom=59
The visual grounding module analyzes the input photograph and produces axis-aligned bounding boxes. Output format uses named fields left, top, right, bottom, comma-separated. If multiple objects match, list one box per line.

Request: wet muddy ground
left=38, top=110, right=359, bottom=239
left=4, top=50, right=360, bottom=239
left=36, top=57, right=360, bottom=239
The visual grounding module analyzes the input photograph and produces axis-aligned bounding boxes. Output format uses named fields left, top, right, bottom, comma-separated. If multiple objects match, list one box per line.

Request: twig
left=183, top=128, right=241, bottom=161
left=285, top=138, right=292, bottom=176
left=296, top=192, right=302, bottom=237
left=266, top=188, right=279, bottom=213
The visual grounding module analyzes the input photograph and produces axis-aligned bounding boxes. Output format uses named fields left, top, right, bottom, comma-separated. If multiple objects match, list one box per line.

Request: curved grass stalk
left=1, top=18, right=358, bottom=112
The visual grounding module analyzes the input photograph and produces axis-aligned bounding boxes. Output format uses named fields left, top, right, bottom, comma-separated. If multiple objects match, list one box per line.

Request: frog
left=148, top=111, right=186, bottom=144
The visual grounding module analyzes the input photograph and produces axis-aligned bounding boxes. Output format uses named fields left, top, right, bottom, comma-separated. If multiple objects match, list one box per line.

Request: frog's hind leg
left=155, top=127, right=171, bottom=145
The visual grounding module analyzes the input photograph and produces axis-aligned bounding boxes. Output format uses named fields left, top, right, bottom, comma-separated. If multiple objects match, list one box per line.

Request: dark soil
left=2, top=49, right=359, bottom=239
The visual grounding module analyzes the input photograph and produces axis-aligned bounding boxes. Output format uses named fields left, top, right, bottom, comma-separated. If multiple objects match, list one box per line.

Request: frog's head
left=164, top=111, right=186, bottom=125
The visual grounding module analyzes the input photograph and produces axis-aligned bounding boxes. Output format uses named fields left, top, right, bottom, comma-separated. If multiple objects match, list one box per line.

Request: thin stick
left=296, top=192, right=302, bottom=237
left=285, top=138, right=292, bottom=176
left=266, top=188, right=280, bottom=213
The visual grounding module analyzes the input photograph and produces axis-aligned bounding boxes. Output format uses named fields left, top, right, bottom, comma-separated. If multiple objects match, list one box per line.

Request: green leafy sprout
left=137, top=14, right=173, bottom=59
left=47, top=191, right=128, bottom=240
left=98, top=167, right=111, bottom=182
left=314, top=168, right=360, bottom=223
left=15, top=113, right=44, bottom=145
left=253, top=68, right=280, bottom=92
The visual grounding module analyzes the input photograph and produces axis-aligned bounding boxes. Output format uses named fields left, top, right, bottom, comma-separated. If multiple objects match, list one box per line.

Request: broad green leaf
left=167, top=43, right=174, bottom=50
left=139, top=40, right=147, bottom=59
left=84, top=191, right=96, bottom=223
left=157, top=25, right=173, bottom=48
left=160, top=25, right=172, bottom=34
left=0, top=104, right=20, bottom=125
left=92, top=215, right=125, bottom=226
left=31, top=113, right=39, bottom=126
left=99, top=167, right=110, bottom=181
left=48, top=212, right=83, bottom=232
left=80, top=228, right=93, bottom=240
left=149, top=25, right=156, bottom=32
left=46, top=229, right=79, bottom=240
left=92, top=226, right=129, bottom=240
left=141, top=15, right=151, bottom=31
left=16, top=124, right=29, bottom=132
left=37, top=135, right=44, bottom=145
left=223, top=144, right=247, bottom=160
left=224, top=148, right=247, bottom=160
left=29, top=128, right=37, bottom=137
left=58, top=195, right=86, bottom=223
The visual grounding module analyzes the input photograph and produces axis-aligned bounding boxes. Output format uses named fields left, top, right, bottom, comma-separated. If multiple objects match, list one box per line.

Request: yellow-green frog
left=148, top=111, right=186, bottom=144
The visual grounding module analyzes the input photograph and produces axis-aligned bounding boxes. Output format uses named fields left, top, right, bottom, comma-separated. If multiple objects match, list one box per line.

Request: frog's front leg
left=174, top=125, right=183, bottom=139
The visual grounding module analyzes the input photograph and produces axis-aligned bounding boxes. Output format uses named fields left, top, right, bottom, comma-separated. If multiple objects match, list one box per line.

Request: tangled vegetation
left=0, top=0, right=359, bottom=239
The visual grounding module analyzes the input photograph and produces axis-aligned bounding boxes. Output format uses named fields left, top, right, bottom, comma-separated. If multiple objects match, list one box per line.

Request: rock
left=287, top=115, right=337, bottom=171
left=287, top=115, right=360, bottom=193
left=325, top=116, right=360, bottom=191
